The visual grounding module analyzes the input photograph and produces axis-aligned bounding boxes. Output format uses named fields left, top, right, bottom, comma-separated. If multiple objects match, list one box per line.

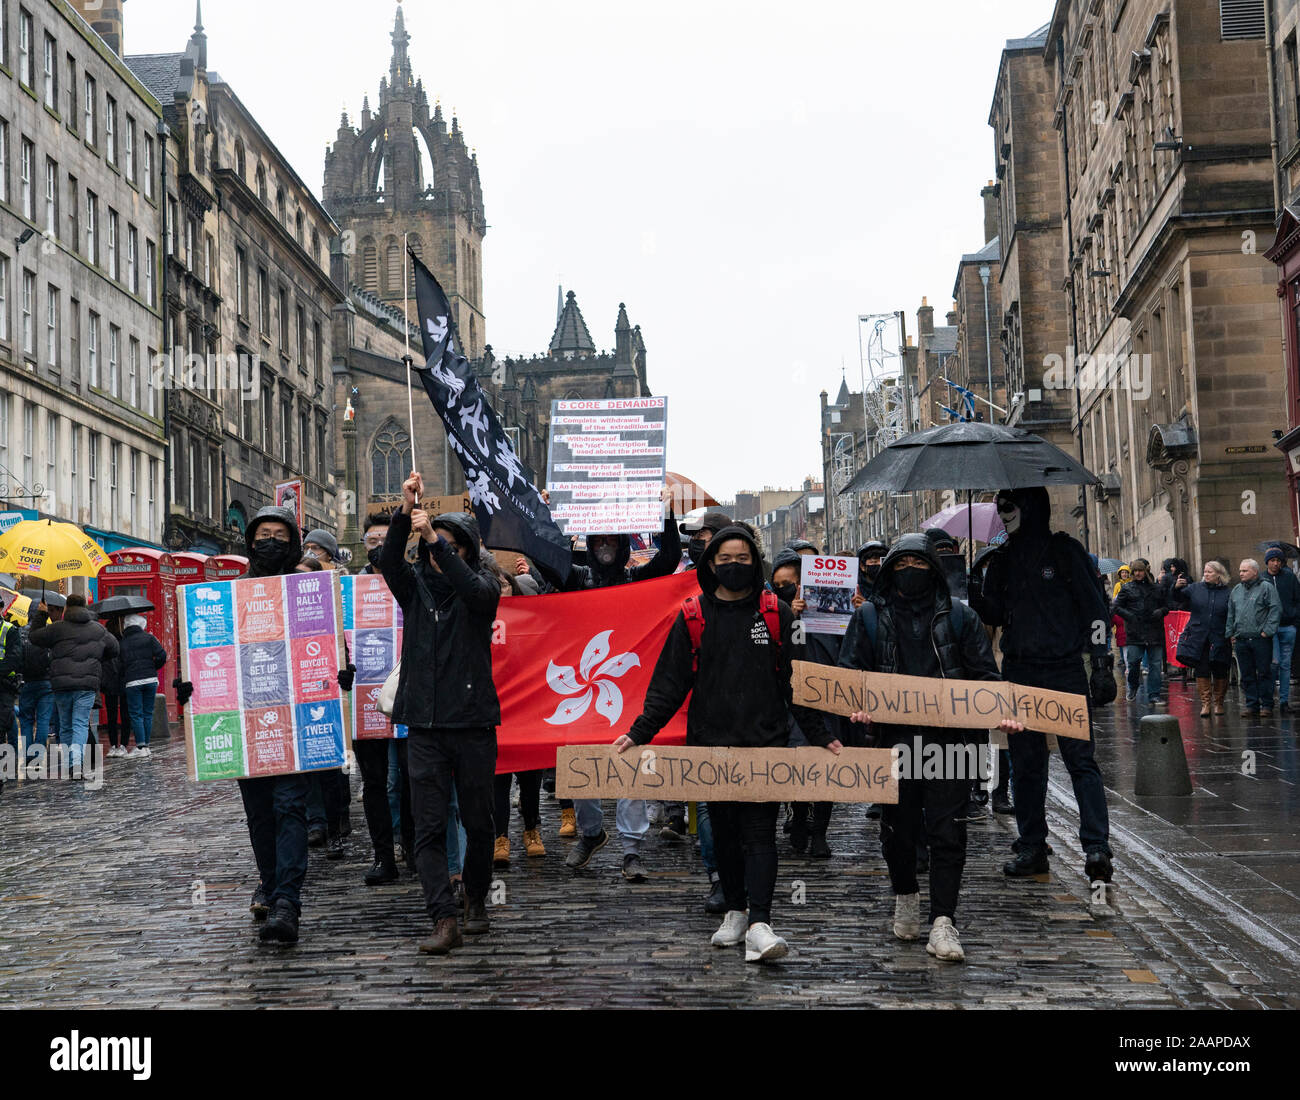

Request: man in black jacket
left=380, top=472, right=501, bottom=956
left=839, top=534, right=1020, bottom=962
left=969, top=487, right=1115, bottom=884
left=0, top=612, right=21, bottom=791
left=613, top=525, right=841, bottom=963
left=1110, top=559, right=1170, bottom=705
left=1263, top=548, right=1300, bottom=713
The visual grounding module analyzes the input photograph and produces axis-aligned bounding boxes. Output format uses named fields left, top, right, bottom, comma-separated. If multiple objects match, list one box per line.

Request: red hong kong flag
left=493, top=572, right=694, bottom=773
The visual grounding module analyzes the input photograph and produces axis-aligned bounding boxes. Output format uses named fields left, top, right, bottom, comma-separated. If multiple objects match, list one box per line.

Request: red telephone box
left=208, top=555, right=249, bottom=581
left=171, top=552, right=208, bottom=589
left=99, top=549, right=179, bottom=722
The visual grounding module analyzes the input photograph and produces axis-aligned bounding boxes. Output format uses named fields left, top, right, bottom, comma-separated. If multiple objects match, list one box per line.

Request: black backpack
left=19, top=625, right=51, bottom=681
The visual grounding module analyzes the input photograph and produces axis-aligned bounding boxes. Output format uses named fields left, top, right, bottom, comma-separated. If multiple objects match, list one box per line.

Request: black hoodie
left=627, top=525, right=830, bottom=749
left=244, top=505, right=303, bottom=579
left=538, top=512, right=681, bottom=591
left=969, top=487, right=1108, bottom=664
left=379, top=509, right=501, bottom=729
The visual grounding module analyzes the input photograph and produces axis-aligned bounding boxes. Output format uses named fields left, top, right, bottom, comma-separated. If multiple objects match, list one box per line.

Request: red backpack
left=681, top=590, right=783, bottom=673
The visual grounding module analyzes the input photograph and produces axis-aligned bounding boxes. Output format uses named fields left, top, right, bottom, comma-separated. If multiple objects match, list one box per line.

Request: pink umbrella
left=921, top=502, right=1004, bottom=544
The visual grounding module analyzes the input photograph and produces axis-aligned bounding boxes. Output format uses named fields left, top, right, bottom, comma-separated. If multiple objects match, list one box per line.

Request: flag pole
left=403, top=233, right=417, bottom=474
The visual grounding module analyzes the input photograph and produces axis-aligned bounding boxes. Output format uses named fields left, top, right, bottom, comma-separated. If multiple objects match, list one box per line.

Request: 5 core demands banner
left=545, top=397, right=668, bottom=536
left=179, top=573, right=351, bottom=780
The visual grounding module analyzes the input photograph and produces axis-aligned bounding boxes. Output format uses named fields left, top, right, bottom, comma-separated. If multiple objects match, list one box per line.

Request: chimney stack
left=946, top=302, right=959, bottom=326
left=917, top=297, right=934, bottom=337
left=69, top=0, right=126, bottom=56
left=980, top=179, right=999, bottom=245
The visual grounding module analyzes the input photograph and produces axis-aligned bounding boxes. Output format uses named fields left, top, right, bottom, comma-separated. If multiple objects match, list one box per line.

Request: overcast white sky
left=124, top=0, right=1053, bottom=502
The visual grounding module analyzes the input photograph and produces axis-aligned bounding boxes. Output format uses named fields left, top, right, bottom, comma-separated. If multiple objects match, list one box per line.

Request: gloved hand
left=337, top=664, right=356, bottom=693
left=1088, top=654, right=1117, bottom=707
left=173, top=678, right=194, bottom=707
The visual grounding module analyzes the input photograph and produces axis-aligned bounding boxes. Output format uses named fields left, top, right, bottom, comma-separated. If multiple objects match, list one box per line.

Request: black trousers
left=708, top=801, right=779, bottom=925
left=407, top=726, right=497, bottom=922
left=102, top=692, right=129, bottom=747
left=237, top=773, right=310, bottom=911
left=494, top=770, right=542, bottom=833
left=880, top=760, right=968, bottom=922
left=355, top=738, right=412, bottom=861
left=790, top=801, right=832, bottom=832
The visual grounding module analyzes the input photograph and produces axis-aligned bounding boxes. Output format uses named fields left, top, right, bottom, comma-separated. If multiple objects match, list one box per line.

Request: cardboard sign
left=792, top=660, right=1091, bottom=741
left=556, top=744, right=898, bottom=803
left=546, top=397, right=668, bottom=535
left=341, top=573, right=407, bottom=741
left=365, top=494, right=472, bottom=523
left=179, top=572, right=352, bottom=780
left=798, top=555, right=857, bottom=635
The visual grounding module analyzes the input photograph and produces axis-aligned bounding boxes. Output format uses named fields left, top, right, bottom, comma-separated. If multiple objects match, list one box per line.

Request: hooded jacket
left=119, top=623, right=167, bottom=687
left=1263, top=562, right=1300, bottom=628
left=627, top=525, right=830, bottom=749
left=30, top=605, right=120, bottom=694
left=969, top=487, right=1109, bottom=666
left=838, top=535, right=999, bottom=738
left=1110, top=574, right=1169, bottom=646
left=380, top=509, right=501, bottom=729
left=542, top=512, right=681, bottom=591
left=244, top=505, right=303, bottom=579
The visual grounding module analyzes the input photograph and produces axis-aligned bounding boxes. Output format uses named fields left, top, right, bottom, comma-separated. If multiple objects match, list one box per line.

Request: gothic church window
left=385, top=239, right=401, bottom=292
left=371, top=421, right=412, bottom=497
left=256, top=164, right=267, bottom=204
left=361, top=239, right=378, bottom=291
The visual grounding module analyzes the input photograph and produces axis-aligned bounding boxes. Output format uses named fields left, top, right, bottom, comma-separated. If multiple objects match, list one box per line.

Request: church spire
left=390, top=3, right=411, bottom=85
left=190, top=0, right=207, bottom=69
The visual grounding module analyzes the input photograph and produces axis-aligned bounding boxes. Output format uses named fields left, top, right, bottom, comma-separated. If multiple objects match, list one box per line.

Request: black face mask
left=250, top=537, right=296, bottom=573
left=862, top=563, right=881, bottom=583
left=893, top=566, right=933, bottom=598
left=714, top=562, right=752, bottom=593
left=688, top=538, right=708, bottom=565
left=367, top=547, right=384, bottom=569
left=773, top=582, right=798, bottom=604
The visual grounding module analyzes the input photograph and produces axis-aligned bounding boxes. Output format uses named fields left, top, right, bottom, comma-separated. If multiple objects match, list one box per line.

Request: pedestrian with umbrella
left=118, top=611, right=167, bottom=758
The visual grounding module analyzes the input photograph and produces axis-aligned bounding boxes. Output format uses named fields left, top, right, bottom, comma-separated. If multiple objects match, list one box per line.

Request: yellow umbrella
left=0, top=519, right=110, bottom=582
left=1, top=586, right=32, bottom=624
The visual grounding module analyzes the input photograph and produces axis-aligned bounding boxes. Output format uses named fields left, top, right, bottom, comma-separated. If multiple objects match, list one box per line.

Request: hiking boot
left=493, top=835, right=511, bottom=867
left=326, top=832, right=345, bottom=860
left=558, top=807, right=577, bottom=838
left=1084, top=850, right=1114, bottom=884
left=259, top=898, right=299, bottom=944
left=926, top=916, right=964, bottom=962
left=249, top=887, right=270, bottom=921
left=1003, top=848, right=1049, bottom=877
left=809, top=832, right=832, bottom=859
left=893, top=892, right=920, bottom=941
left=418, top=916, right=462, bottom=955
left=364, top=858, right=400, bottom=886
left=744, top=922, right=789, bottom=963
left=522, top=827, right=546, bottom=857
left=704, top=875, right=727, bottom=915
left=958, top=799, right=988, bottom=823
left=660, top=815, right=687, bottom=842
left=464, top=898, right=490, bottom=935
left=450, top=878, right=465, bottom=911
left=565, top=828, right=607, bottom=870
left=622, top=854, right=647, bottom=882
left=307, top=825, right=327, bottom=848
left=711, top=910, right=748, bottom=947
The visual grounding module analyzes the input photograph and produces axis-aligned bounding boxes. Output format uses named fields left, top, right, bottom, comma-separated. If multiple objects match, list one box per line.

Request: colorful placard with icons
left=178, top=572, right=352, bottom=781
left=341, top=573, right=407, bottom=741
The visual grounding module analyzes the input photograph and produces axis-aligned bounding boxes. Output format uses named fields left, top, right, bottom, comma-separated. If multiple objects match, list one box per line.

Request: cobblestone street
left=2, top=678, right=1296, bottom=1009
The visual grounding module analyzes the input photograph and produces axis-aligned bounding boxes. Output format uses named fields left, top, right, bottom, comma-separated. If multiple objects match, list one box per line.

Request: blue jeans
left=124, top=682, right=157, bottom=746
left=51, top=690, right=96, bottom=770
left=18, top=680, right=54, bottom=746
left=1272, top=625, right=1296, bottom=706
left=1236, top=635, right=1273, bottom=711
left=1125, top=643, right=1164, bottom=700
left=237, top=773, right=310, bottom=911
left=575, top=798, right=649, bottom=856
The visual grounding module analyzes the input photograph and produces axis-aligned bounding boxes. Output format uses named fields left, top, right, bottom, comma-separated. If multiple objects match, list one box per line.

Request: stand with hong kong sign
left=545, top=397, right=668, bottom=536
left=178, top=572, right=351, bottom=781
left=341, top=573, right=407, bottom=740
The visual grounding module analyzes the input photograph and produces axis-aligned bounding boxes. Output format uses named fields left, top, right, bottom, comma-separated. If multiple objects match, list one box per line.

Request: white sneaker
left=108, top=746, right=123, bottom=758
left=710, top=910, right=748, bottom=947
left=926, top=916, right=965, bottom=962
left=123, top=747, right=136, bottom=758
left=136, top=746, right=151, bottom=759
left=744, top=922, right=789, bottom=963
left=893, top=892, right=921, bottom=940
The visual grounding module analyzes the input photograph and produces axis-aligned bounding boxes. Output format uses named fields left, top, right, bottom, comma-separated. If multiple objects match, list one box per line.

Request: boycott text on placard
left=791, top=660, right=1090, bottom=741
left=556, top=745, right=898, bottom=802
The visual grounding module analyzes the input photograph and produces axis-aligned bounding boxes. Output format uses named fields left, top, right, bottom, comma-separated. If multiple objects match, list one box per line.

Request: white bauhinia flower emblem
left=544, top=630, right=640, bottom=726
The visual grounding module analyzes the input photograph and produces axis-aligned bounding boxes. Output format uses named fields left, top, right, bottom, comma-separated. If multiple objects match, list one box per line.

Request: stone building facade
left=1042, top=0, right=1284, bottom=566
left=0, top=0, right=166, bottom=570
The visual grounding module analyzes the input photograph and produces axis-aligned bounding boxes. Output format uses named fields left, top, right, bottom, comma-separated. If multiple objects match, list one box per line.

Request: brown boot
left=1212, top=678, right=1228, bottom=715
left=418, top=916, right=463, bottom=955
left=1197, top=677, right=1212, bottom=718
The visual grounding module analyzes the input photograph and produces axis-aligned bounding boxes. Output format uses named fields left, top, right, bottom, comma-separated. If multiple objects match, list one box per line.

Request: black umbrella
left=1256, top=540, right=1300, bottom=561
left=92, top=594, right=156, bottom=617
left=840, top=421, right=1099, bottom=494
left=36, top=590, right=66, bottom=608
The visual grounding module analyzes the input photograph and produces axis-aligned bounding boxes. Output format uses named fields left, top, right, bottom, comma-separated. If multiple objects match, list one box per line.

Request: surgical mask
left=773, top=582, right=798, bottom=603
left=592, top=542, right=618, bottom=567
left=714, top=562, right=752, bottom=593
left=688, top=537, right=708, bottom=565
left=893, top=566, right=932, bottom=598
left=367, top=547, right=384, bottom=569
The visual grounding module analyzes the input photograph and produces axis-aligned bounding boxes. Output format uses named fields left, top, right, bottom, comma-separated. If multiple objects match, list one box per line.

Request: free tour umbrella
left=92, top=594, right=156, bottom=617
left=921, top=502, right=1004, bottom=544
left=0, top=519, right=110, bottom=581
